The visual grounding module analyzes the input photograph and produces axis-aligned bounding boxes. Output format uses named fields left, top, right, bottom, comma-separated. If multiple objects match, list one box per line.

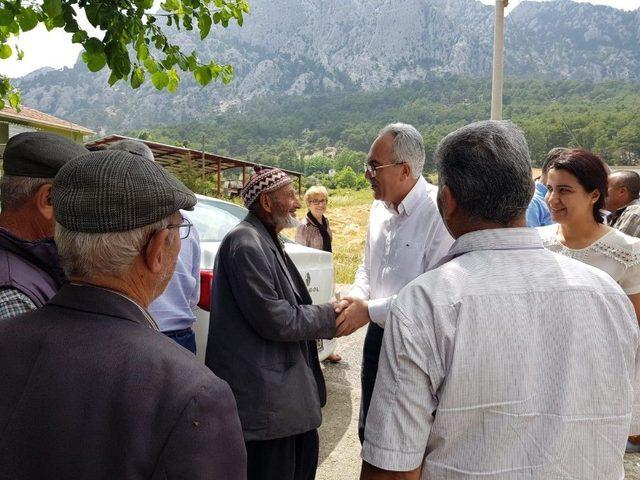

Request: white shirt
left=363, top=228, right=640, bottom=479
left=349, top=176, right=453, bottom=326
left=539, top=224, right=640, bottom=295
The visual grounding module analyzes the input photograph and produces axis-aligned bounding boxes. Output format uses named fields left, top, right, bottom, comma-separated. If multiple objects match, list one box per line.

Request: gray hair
left=54, top=216, right=173, bottom=279
left=0, top=175, right=51, bottom=210
left=378, top=123, right=425, bottom=179
left=434, top=120, right=534, bottom=225
left=107, top=139, right=154, bottom=162
left=611, top=170, right=640, bottom=199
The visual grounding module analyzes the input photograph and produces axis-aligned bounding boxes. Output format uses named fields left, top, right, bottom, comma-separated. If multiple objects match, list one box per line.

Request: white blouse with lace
left=538, top=225, right=640, bottom=295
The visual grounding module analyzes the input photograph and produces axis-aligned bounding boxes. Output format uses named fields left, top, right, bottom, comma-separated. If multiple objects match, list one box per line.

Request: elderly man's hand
left=336, top=297, right=370, bottom=337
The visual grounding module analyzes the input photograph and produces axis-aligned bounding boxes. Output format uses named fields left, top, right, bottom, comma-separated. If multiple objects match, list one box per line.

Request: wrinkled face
left=155, top=211, right=182, bottom=299
left=546, top=168, right=599, bottom=225
left=270, top=184, right=301, bottom=230
left=307, top=195, right=328, bottom=218
left=605, top=175, right=628, bottom=212
left=365, top=134, right=405, bottom=203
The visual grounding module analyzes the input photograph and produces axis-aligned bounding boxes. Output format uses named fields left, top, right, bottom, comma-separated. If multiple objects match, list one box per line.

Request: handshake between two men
left=332, top=296, right=371, bottom=337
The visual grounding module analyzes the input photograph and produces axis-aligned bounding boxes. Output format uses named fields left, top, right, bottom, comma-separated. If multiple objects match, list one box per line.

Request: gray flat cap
left=3, top=132, right=89, bottom=178
left=52, top=150, right=196, bottom=233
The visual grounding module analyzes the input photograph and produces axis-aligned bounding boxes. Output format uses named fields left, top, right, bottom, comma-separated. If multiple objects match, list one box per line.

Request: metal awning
left=85, top=134, right=302, bottom=196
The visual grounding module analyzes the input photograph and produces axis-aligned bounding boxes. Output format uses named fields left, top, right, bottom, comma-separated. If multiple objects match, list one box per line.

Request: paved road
left=317, top=318, right=640, bottom=478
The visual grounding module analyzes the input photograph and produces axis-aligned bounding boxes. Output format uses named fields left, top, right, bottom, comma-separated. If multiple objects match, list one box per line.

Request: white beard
left=274, top=212, right=300, bottom=229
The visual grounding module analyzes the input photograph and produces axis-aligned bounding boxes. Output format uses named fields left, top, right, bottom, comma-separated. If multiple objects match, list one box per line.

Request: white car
left=188, top=194, right=337, bottom=363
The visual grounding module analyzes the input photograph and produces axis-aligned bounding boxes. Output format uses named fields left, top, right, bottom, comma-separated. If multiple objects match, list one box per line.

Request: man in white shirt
left=360, top=120, right=640, bottom=479
left=335, top=123, right=453, bottom=444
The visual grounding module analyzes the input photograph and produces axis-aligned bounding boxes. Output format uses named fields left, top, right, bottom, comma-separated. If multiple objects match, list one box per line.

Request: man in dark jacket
left=0, top=150, right=246, bottom=479
left=205, top=167, right=349, bottom=480
left=0, top=131, right=88, bottom=319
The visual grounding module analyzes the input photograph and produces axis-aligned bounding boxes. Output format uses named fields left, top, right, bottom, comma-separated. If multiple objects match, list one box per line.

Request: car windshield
left=187, top=198, right=246, bottom=243
left=187, top=196, right=293, bottom=243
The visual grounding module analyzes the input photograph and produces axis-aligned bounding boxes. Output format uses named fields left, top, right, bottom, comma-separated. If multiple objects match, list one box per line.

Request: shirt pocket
left=392, top=241, right=427, bottom=277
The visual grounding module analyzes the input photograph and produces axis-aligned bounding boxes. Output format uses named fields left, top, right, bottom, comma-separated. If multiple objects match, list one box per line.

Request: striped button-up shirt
left=363, top=228, right=640, bottom=479
left=610, top=199, right=640, bottom=238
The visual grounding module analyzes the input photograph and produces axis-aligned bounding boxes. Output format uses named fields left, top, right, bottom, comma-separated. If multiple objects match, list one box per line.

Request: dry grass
left=283, top=188, right=373, bottom=284
left=286, top=168, right=542, bottom=284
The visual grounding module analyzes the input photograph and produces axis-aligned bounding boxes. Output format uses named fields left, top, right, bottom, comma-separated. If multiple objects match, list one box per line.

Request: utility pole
left=491, top=0, right=508, bottom=120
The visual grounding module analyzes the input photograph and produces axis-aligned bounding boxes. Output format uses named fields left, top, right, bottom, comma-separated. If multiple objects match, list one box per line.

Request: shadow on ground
left=319, top=362, right=353, bottom=465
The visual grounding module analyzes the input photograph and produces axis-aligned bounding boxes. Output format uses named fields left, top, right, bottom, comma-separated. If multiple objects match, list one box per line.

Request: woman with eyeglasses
left=295, top=185, right=341, bottom=363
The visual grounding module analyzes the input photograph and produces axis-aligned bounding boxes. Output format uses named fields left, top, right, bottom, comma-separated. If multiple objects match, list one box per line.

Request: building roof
left=86, top=134, right=302, bottom=178
left=0, top=106, right=95, bottom=136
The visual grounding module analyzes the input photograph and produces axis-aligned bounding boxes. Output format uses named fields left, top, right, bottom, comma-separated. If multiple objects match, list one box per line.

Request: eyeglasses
left=309, top=199, right=328, bottom=205
left=364, top=162, right=406, bottom=178
left=166, top=215, right=193, bottom=239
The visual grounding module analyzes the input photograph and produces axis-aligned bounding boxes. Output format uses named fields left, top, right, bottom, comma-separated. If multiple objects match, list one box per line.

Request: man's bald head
left=606, top=170, right=640, bottom=212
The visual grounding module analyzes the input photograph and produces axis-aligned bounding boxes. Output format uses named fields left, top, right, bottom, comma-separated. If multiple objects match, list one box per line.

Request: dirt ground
left=318, top=286, right=640, bottom=478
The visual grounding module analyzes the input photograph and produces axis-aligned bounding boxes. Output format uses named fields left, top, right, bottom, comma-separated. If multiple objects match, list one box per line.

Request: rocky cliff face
left=14, top=0, right=640, bottom=132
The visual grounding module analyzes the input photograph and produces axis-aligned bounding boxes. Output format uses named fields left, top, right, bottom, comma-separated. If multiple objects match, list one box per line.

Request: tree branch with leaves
left=0, top=0, right=249, bottom=109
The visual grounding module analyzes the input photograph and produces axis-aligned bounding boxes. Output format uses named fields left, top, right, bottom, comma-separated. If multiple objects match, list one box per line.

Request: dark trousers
left=163, top=327, right=196, bottom=354
left=359, top=322, right=384, bottom=444
left=246, top=429, right=319, bottom=480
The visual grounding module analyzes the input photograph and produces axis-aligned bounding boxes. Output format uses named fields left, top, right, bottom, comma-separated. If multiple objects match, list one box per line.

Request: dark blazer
left=0, top=284, right=246, bottom=480
left=205, top=213, right=336, bottom=442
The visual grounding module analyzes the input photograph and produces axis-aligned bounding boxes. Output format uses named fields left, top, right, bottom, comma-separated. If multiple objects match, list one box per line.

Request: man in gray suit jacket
left=206, top=167, right=345, bottom=480
left=0, top=151, right=246, bottom=480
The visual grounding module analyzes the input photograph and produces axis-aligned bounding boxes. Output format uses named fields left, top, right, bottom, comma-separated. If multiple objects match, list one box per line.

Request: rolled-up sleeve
left=361, top=303, right=441, bottom=471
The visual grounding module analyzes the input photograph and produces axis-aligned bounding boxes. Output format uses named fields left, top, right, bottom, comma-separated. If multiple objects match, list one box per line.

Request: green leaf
left=0, top=9, right=14, bottom=27
left=42, top=0, right=63, bottom=19
left=71, top=31, right=88, bottom=44
left=8, top=92, right=19, bottom=110
left=81, top=50, right=107, bottom=72
left=130, top=66, right=145, bottom=89
left=198, top=11, right=211, bottom=39
left=162, top=0, right=180, bottom=12
left=84, top=3, right=99, bottom=26
left=136, top=42, right=149, bottom=61
left=0, top=44, right=12, bottom=59
left=108, top=72, right=120, bottom=86
left=194, top=65, right=212, bottom=86
left=84, top=37, right=103, bottom=54
left=143, top=56, right=158, bottom=73
left=151, top=70, right=168, bottom=90
left=0, top=99, right=5, bottom=109
left=167, top=68, right=179, bottom=93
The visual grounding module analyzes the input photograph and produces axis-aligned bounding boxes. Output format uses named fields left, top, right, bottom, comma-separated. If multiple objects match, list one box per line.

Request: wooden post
left=242, top=166, right=246, bottom=185
left=298, top=176, right=302, bottom=195
left=217, top=158, right=221, bottom=196
left=201, top=136, right=206, bottom=179
left=491, top=0, right=508, bottom=120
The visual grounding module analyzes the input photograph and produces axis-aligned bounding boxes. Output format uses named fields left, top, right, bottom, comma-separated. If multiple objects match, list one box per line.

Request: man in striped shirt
left=361, top=121, right=640, bottom=479
left=607, top=170, right=640, bottom=238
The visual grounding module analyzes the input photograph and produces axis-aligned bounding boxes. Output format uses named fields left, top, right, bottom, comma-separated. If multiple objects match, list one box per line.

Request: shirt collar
left=535, top=181, right=548, bottom=196
left=383, top=176, right=428, bottom=216
left=436, top=227, right=544, bottom=268
left=52, top=283, right=159, bottom=331
left=617, top=198, right=640, bottom=213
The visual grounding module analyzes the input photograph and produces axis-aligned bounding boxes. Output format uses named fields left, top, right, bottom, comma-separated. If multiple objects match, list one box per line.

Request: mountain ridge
left=13, top=0, right=640, bottom=132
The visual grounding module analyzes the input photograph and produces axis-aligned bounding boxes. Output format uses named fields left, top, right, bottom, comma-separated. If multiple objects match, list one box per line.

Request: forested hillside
left=136, top=77, right=640, bottom=184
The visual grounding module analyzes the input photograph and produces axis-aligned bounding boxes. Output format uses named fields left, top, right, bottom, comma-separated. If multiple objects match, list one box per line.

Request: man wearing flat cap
left=0, top=150, right=246, bottom=479
left=0, top=131, right=88, bottom=319
left=205, top=167, right=352, bottom=480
